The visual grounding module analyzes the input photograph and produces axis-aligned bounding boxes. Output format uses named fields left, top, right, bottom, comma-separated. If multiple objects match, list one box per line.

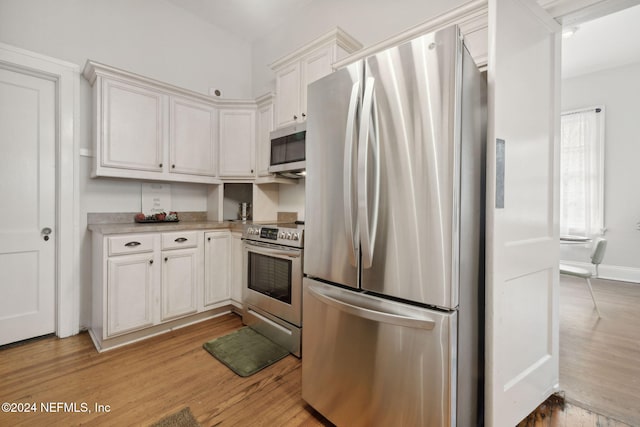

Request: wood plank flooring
left=0, top=313, right=329, bottom=427
left=1, top=277, right=638, bottom=427
left=558, top=276, right=640, bottom=426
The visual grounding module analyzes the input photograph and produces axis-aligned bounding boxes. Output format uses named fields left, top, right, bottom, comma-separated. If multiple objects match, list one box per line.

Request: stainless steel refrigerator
left=302, top=25, right=486, bottom=427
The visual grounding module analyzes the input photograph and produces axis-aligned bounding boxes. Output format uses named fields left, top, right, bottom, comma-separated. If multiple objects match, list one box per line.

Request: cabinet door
left=161, top=248, right=198, bottom=321
left=256, top=102, right=274, bottom=176
left=300, top=45, right=334, bottom=119
left=204, top=231, right=230, bottom=306
left=169, top=96, right=218, bottom=176
left=106, top=253, right=155, bottom=337
left=219, top=109, right=256, bottom=178
left=101, top=79, right=165, bottom=172
left=230, top=232, right=243, bottom=304
left=275, top=62, right=301, bottom=128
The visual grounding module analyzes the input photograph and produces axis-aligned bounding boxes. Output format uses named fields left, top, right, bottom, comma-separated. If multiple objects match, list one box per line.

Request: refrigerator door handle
left=307, top=283, right=436, bottom=330
left=343, top=81, right=360, bottom=267
left=357, top=77, right=380, bottom=269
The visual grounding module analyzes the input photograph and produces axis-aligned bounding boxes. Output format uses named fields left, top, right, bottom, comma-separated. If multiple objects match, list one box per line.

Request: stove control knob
left=286, top=232, right=292, bottom=239
left=292, top=233, right=299, bottom=241
left=279, top=231, right=285, bottom=239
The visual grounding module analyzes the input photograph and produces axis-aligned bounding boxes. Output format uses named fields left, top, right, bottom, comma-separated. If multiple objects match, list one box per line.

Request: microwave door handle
left=358, top=77, right=380, bottom=269
left=343, top=80, right=360, bottom=267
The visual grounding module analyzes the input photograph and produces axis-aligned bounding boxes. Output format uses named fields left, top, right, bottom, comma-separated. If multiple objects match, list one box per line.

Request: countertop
left=88, top=220, right=249, bottom=235
left=87, top=212, right=252, bottom=234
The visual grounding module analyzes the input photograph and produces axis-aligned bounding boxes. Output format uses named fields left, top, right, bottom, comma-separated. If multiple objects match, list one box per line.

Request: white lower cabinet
left=230, top=232, right=243, bottom=306
left=106, top=252, right=156, bottom=336
left=161, top=247, right=198, bottom=321
left=204, top=231, right=231, bottom=307
left=91, top=228, right=234, bottom=352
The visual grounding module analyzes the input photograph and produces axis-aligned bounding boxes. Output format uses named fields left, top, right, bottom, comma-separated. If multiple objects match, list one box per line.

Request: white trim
left=269, top=27, right=363, bottom=70
left=0, top=42, right=80, bottom=338
left=83, top=60, right=258, bottom=109
left=560, top=260, right=640, bottom=283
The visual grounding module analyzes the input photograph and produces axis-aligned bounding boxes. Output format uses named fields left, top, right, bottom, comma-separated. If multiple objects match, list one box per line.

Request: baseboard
left=560, top=261, right=640, bottom=283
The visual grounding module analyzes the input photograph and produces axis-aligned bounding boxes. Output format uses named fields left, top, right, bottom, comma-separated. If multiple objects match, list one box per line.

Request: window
left=560, top=107, right=605, bottom=236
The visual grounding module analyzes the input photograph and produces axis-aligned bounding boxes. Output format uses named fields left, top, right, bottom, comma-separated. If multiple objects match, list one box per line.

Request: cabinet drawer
left=108, top=234, right=154, bottom=256
left=162, top=231, right=198, bottom=250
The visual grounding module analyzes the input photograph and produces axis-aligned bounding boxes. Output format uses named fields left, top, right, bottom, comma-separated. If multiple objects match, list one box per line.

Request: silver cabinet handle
left=174, top=237, right=188, bottom=243
left=125, top=241, right=141, bottom=247
left=307, top=283, right=435, bottom=330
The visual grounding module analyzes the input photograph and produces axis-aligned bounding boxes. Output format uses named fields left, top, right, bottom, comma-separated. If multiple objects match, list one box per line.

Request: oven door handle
left=244, top=242, right=301, bottom=259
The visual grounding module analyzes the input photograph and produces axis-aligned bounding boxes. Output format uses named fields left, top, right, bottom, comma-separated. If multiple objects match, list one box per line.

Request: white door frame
left=0, top=43, right=79, bottom=339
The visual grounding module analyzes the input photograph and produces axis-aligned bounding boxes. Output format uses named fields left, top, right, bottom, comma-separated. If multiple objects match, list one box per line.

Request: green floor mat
left=203, top=327, right=289, bottom=377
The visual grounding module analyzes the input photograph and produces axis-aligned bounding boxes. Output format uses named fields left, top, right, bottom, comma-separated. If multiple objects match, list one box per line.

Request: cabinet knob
left=302, top=113, right=306, bottom=118
left=159, top=163, right=163, bottom=168
left=149, top=259, right=153, bottom=265
left=164, top=257, right=168, bottom=262
left=293, top=115, right=297, bottom=120
left=207, top=237, right=211, bottom=242
left=172, top=164, right=175, bottom=169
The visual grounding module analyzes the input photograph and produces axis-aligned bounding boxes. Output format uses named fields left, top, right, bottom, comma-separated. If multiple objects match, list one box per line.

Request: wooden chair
left=559, top=237, right=607, bottom=317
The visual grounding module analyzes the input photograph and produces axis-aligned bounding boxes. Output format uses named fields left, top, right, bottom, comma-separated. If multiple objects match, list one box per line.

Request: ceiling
left=166, top=0, right=640, bottom=78
left=562, top=3, right=640, bottom=78
left=165, top=0, right=313, bottom=43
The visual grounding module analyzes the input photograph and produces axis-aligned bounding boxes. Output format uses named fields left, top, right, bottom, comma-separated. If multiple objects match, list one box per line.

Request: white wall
left=251, top=0, right=467, bottom=97
left=0, top=0, right=253, bottom=327
left=561, top=61, right=640, bottom=280
left=0, top=0, right=252, bottom=98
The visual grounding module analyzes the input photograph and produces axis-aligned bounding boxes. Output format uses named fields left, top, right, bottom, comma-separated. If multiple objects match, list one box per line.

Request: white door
left=486, top=0, right=561, bottom=426
left=0, top=67, right=56, bottom=346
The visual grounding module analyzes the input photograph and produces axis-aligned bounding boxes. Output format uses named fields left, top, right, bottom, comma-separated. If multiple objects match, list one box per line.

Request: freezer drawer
left=302, top=278, right=457, bottom=427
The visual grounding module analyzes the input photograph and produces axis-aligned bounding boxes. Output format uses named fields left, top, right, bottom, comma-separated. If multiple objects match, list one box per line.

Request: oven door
left=243, top=240, right=302, bottom=327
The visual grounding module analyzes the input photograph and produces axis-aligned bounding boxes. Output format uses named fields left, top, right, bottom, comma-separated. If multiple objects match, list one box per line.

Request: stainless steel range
left=242, top=222, right=304, bottom=357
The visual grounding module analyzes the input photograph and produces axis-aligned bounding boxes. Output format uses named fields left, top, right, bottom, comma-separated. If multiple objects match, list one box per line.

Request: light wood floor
left=0, top=280, right=637, bottom=427
left=0, top=313, right=330, bottom=427
left=558, top=276, right=640, bottom=426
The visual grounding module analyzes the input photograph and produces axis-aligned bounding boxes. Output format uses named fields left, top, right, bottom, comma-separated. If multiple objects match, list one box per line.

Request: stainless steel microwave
left=269, top=123, right=306, bottom=177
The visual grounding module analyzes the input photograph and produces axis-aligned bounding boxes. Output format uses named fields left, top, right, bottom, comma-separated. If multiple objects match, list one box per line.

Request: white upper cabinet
left=274, top=62, right=301, bottom=128
left=169, top=96, right=218, bottom=177
left=256, top=93, right=275, bottom=177
left=219, top=106, right=256, bottom=178
left=271, top=28, right=362, bottom=129
left=83, top=61, right=223, bottom=184
left=101, top=79, right=165, bottom=173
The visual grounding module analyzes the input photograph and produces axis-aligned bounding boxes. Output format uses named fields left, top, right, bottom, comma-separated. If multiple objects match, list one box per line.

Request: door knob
left=42, top=227, right=52, bottom=241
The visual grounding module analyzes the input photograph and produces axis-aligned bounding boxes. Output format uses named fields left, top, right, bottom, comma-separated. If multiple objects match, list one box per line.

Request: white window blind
left=560, top=107, right=605, bottom=236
